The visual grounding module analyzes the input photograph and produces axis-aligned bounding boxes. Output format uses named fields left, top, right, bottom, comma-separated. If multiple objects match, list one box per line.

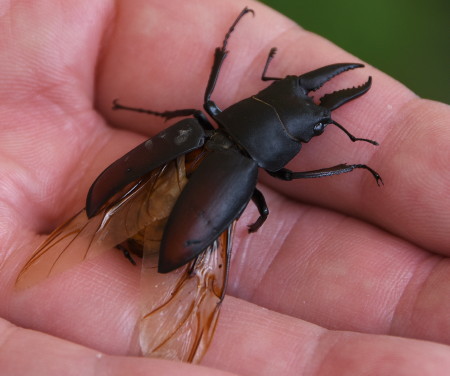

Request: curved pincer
left=320, top=76, right=372, bottom=111
left=298, top=63, right=364, bottom=92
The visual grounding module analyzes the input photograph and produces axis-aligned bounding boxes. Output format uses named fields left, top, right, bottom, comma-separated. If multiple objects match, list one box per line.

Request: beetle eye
left=314, top=122, right=325, bottom=135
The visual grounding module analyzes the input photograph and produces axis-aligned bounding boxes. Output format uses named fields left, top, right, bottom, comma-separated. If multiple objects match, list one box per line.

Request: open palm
left=1, top=1, right=450, bottom=375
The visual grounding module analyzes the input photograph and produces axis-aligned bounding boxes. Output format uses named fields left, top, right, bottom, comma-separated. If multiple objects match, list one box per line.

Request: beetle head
left=292, top=63, right=372, bottom=143
left=280, top=94, right=332, bottom=143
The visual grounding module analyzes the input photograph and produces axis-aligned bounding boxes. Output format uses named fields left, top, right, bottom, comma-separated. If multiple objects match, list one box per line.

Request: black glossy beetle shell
left=255, top=76, right=332, bottom=143
left=215, top=76, right=331, bottom=171
left=215, top=96, right=301, bottom=171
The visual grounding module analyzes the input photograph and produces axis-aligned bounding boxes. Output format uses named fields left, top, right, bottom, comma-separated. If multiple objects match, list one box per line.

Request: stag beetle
left=86, top=7, right=381, bottom=273
left=16, top=7, right=382, bottom=362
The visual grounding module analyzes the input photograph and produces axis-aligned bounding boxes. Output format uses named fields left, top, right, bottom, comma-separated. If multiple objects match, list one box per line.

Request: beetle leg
left=203, top=7, right=254, bottom=115
left=113, top=99, right=197, bottom=119
left=116, top=244, right=137, bottom=266
left=112, top=99, right=215, bottom=131
left=261, top=47, right=282, bottom=81
left=192, top=111, right=215, bottom=131
left=204, top=100, right=221, bottom=118
left=248, top=188, right=269, bottom=233
left=268, top=164, right=383, bottom=185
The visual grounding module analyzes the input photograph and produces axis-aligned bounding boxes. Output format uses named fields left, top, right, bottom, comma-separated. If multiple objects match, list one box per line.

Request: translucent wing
left=16, top=208, right=108, bottom=289
left=16, top=150, right=232, bottom=363
left=16, top=157, right=188, bottom=289
left=138, top=223, right=232, bottom=363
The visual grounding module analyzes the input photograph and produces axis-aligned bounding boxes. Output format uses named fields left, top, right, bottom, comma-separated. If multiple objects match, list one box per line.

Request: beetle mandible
left=87, top=7, right=381, bottom=273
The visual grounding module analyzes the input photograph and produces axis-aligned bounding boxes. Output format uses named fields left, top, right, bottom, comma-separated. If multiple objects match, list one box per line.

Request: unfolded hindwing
left=16, top=153, right=231, bottom=362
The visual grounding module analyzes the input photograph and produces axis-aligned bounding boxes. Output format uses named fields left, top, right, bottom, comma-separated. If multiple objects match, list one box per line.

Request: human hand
left=1, top=0, right=450, bottom=375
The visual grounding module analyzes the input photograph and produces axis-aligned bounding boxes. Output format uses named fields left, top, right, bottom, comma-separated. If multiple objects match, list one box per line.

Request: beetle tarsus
left=261, top=47, right=282, bottom=81
left=116, top=244, right=137, bottom=266
left=248, top=188, right=269, bottom=232
left=220, top=7, right=255, bottom=52
left=359, top=165, right=383, bottom=186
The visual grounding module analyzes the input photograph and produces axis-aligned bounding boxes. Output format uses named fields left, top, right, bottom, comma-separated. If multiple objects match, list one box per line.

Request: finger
left=228, top=187, right=450, bottom=345
left=0, top=317, right=235, bottom=376
left=265, top=99, right=450, bottom=255
left=206, top=297, right=450, bottom=375
left=5, top=270, right=450, bottom=376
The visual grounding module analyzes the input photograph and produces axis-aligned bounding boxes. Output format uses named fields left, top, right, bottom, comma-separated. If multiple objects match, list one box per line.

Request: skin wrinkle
left=248, top=207, right=424, bottom=333
left=367, top=95, right=412, bottom=160
left=290, top=326, right=324, bottom=375
left=4, top=28, right=115, bottom=233
left=92, top=352, right=106, bottom=376
left=0, top=227, right=31, bottom=277
left=249, top=204, right=325, bottom=307
left=390, top=254, right=444, bottom=339
left=243, top=197, right=310, bottom=302
left=315, top=331, right=373, bottom=376
left=284, top=214, right=351, bottom=318
left=389, top=254, right=428, bottom=334
left=308, top=329, right=344, bottom=376
left=325, top=216, right=409, bottom=333
left=1, top=320, right=104, bottom=376
left=0, top=321, right=18, bottom=356
left=1, top=171, right=65, bottom=241
left=93, top=4, right=118, bottom=118
left=374, top=98, right=450, bottom=255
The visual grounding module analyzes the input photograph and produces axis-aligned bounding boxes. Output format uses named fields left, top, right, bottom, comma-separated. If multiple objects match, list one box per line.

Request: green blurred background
left=260, top=0, right=449, bottom=104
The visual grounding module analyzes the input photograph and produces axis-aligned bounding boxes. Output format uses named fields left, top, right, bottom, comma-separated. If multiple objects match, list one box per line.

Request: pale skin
left=1, top=0, right=450, bottom=375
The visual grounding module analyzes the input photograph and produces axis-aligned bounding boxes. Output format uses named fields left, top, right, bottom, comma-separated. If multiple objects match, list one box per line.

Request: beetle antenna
left=331, top=120, right=378, bottom=145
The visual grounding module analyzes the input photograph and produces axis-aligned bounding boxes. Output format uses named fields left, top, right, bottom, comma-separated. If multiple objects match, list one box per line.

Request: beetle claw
left=298, top=63, right=364, bottom=92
